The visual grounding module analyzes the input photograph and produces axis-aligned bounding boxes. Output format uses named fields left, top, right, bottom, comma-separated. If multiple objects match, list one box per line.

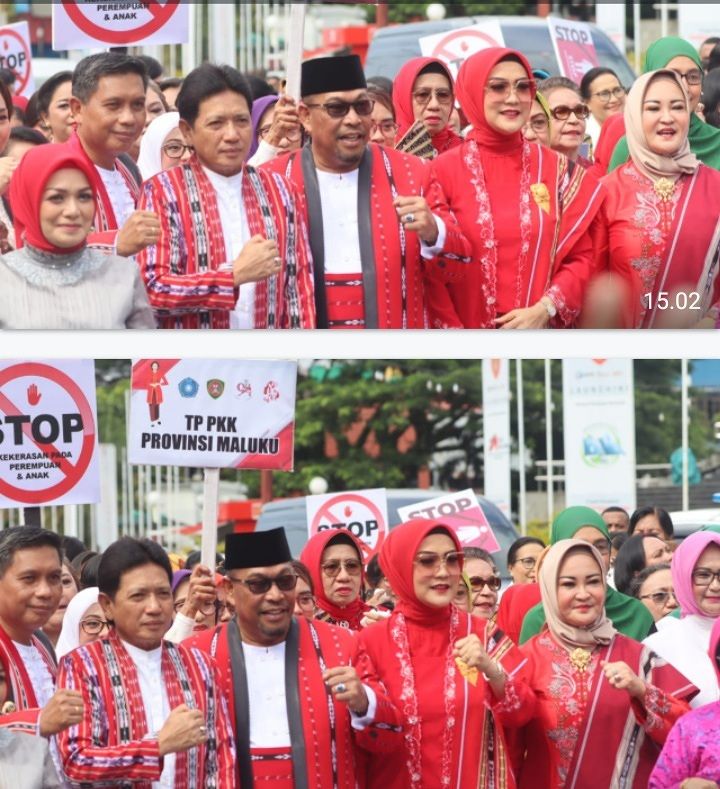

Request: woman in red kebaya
left=359, top=519, right=534, bottom=788
left=426, top=47, right=605, bottom=329
left=393, top=57, right=463, bottom=156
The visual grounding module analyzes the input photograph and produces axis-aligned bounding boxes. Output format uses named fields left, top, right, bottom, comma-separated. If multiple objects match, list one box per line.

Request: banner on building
left=128, top=359, right=297, bottom=470
left=0, top=360, right=99, bottom=507
left=482, top=358, right=512, bottom=519
left=562, top=358, right=636, bottom=513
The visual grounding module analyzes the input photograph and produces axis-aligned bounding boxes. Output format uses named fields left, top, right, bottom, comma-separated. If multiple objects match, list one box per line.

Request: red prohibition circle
left=0, top=29, right=31, bottom=96
left=0, top=362, right=96, bottom=504
left=432, top=29, right=501, bottom=62
left=62, top=0, right=180, bottom=46
left=311, top=493, right=388, bottom=557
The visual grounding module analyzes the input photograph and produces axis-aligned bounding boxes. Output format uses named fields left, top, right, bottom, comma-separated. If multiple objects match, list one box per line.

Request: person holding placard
left=265, top=54, right=471, bottom=329
left=188, top=528, right=402, bottom=788
left=137, top=63, right=315, bottom=329
left=65, top=52, right=162, bottom=257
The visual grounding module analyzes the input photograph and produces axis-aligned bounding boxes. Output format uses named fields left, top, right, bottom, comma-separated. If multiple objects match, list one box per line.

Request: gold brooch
left=568, top=647, right=592, bottom=672
left=530, top=183, right=551, bottom=214
left=455, top=657, right=479, bottom=686
left=653, top=177, right=676, bottom=202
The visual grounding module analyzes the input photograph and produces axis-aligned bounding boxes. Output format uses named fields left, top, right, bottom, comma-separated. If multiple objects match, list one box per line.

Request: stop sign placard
left=307, top=488, right=389, bottom=559
left=0, top=360, right=100, bottom=507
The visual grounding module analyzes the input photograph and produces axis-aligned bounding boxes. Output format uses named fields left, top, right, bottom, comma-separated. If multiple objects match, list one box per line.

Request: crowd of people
left=1, top=499, right=720, bottom=787
left=2, top=33, right=720, bottom=329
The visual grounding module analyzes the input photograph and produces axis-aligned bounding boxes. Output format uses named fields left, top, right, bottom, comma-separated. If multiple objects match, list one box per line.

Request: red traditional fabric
left=325, top=274, right=366, bottom=328
left=426, top=48, right=605, bottom=328
left=393, top=57, right=463, bottom=156
left=251, top=747, right=294, bottom=787
left=188, top=617, right=402, bottom=789
left=264, top=143, right=471, bottom=329
left=9, top=145, right=98, bottom=254
left=0, top=625, right=56, bottom=735
left=56, top=630, right=236, bottom=788
left=64, top=131, right=141, bottom=250
left=511, top=631, right=697, bottom=789
left=359, top=519, right=535, bottom=789
left=496, top=584, right=542, bottom=646
left=595, top=161, right=720, bottom=327
left=137, top=155, right=316, bottom=329
left=587, top=113, right=626, bottom=180
left=300, top=529, right=369, bottom=631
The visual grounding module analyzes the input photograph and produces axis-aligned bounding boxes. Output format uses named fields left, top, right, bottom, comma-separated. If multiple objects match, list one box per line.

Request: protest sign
left=419, top=21, right=505, bottom=79
left=548, top=17, right=600, bottom=83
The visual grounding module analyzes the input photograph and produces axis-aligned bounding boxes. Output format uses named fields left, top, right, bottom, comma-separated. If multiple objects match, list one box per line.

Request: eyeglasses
left=591, top=539, right=611, bottom=555
left=257, top=124, right=302, bottom=142
left=228, top=572, right=298, bottom=595
left=640, top=590, right=676, bottom=605
left=692, top=568, right=720, bottom=586
left=512, top=556, right=538, bottom=570
left=370, top=120, right=398, bottom=135
left=672, top=68, right=703, bottom=86
left=414, top=550, right=464, bottom=572
left=412, top=88, right=453, bottom=106
left=468, top=575, right=501, bottom=592
left=304, top=98, right=375, bottom=119
left=321, top=559, right=363, bottom=578
left=485, top=78, right=535, bottom=100
left=80, top=617, right=110, bottom=636
left=296, top=592, right=316, bottom=609
left=161, top=141, right=194, bottom=159
left=173, top=598, right=216, bottom=616
left=591, top=86, right=626, bottom=103
left=550, top=103, right=590, bottom=121
left=527, top=116, right=549, bottom=132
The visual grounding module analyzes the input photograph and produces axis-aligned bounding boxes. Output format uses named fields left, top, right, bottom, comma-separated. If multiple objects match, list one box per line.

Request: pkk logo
left=178, top=377, right=199, bottom=398
left=263, top=381, right=280, bottom=402
left=207, top=379, right=225, bottom=399
left=236, top=380, right=252, bottom=398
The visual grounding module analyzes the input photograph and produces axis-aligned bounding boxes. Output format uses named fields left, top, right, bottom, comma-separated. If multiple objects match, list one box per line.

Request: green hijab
left=519, top=506, right=654, bottom=644
left=609, top=36, right=720, bottom=171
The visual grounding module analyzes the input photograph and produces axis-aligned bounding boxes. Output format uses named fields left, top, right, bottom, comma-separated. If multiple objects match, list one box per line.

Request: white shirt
left=243, top=642, right=291, bottom=747
left=95, top=165, right=135, bottom=229
left=203, top=166, right=255, bottom=329
left=316, top=169, right=362, bottom=275
left=122, top=640, right=175, bottom=788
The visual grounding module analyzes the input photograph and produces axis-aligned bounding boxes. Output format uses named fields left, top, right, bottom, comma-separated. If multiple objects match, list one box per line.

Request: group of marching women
left=2, top=35, right=720, bottom=330
left=298, top=512, right=720, bottom=788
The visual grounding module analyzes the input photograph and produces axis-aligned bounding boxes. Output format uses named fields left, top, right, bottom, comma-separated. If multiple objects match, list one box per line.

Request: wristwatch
left=540, top=296, right=557, bottom=318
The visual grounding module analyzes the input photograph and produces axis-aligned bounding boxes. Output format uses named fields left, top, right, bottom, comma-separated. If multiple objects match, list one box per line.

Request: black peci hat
left=225, top=527, right=293, bottom=570
left=301, top=54, right=367, bottom=98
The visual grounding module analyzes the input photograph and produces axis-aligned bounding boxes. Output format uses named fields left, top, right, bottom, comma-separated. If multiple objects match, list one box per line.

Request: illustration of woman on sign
left=147, top=360, right=168, bottom=425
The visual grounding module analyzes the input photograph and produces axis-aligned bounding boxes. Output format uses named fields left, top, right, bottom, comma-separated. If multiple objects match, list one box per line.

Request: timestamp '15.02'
left=643, top=291, right=701, bottom=311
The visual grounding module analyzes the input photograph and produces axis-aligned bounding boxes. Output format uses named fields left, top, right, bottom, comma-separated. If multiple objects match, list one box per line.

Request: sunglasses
left=80, top=618, right=110, bottom=636
left=486, top=78, right=535, bottom=99
left=304, top=98, right=375, bottom=119
left=639, top=590, right=676, bottom=605
left=321, top=559, right=363, bottom=578
left=161, top=142, right=194, bottom=159
left=468, top=575, right=501, bottom=592
left=414, top=550, right=464, bottom=572
left=550, top=103, right=590, bottom=121
left=412, top=87, right=453, bottom=106
left=229, top=572, right=298, bottom=595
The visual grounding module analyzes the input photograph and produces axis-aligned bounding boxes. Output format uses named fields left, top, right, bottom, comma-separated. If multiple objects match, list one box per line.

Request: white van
left=365, top=16, right=635, bottom=85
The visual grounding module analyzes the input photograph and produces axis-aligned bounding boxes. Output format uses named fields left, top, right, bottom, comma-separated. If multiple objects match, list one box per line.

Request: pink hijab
left=671, top=530, right=720, bottom=617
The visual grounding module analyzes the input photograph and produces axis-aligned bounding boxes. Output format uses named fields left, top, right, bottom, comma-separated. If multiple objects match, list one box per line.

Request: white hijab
left=55, top=586, right=100, bottom=659
left=137, top=111, right=182, bottom=181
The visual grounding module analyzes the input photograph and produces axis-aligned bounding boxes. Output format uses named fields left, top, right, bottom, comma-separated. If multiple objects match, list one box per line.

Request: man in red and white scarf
left=67, top=52, right=161, bottom=256
left=0, top=527, right=84, bottom=778
left=57, top=537, right=235, bottom=788
left=137, top=64, right=315, bottom=329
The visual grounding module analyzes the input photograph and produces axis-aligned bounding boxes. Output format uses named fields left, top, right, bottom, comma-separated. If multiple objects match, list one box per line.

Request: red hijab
left=379, top=518, right=463, bottom=625
left=9, top=144, right=97, bottom=254
left=495, top=582, right=541, bottom=645
left=588, top=111, right=625, bottom=179
left=300, top=529, right=367, bottom=628
left=392, top=56, right=462, bottom=154
left=456, top=46, right=535, bottom=154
